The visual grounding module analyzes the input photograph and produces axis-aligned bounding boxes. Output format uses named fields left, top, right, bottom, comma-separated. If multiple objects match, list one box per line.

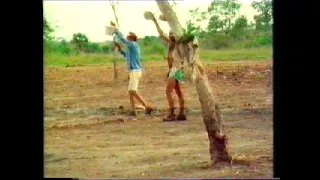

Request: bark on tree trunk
left=194, top=75, right=232, bottom=164
left=113, top=50, right=118, bottom=80
left=110, top=0, right=119, bottom=81
left=155, top=1, right=184, bottom=38
left=155, top=0, right=232, bottom=164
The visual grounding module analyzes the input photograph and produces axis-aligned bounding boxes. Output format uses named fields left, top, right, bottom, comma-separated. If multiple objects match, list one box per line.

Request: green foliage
left=230, top=15, right=248, bottom=40
left=197, top=33, right=224, bottom=50
left=200, top=47, right=271, bottom=60
left=71, top=33, right=89, bottom=52
left=207, top=0, right=242, bottom=34
left=43, top=19, right=271, bottom=66
left=43, top=1, right=273, bottom=67
left=182, top=0, right=272, bottom=50
left=245, top=34, right=272, bottom=48
left=88, top=42, right=99, bottom=53
left=45, top=47, right=272, bottom=66
left=44, top=53, right=117, bottom=66
left=178, top=33, right=195, bottom=43
left=101, top=44, right=112, bottom=53
left=251, top=0, right=273, bottom=31
left=142, top=43, right=166, bottom=55
left=207, top=15, right=224, bottom=33
left=185, top=20, right=201, bottom=35
left=55, top=39, right=72, bottom=55
left=256, top=35, right=272, bottom=46
left=43, top=18, right=114, bottom=56
left=213, top=34, right=232, bottom=49
left=44, top=39, right=72, bottom=55
left=137, top=36, right=167, bottom=56
left=142, top=36, right=160, bottom=45
left=43, top=16, right=54, bottom=41
left=187, top=8, right=206, bottom=35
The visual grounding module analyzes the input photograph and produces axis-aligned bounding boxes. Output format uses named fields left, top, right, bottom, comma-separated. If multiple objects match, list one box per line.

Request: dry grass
left=44, top=60, right=273, bottom=178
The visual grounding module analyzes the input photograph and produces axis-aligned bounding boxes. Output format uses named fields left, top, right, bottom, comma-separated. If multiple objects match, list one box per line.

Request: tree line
left=44, top=0, right=272, bottom=55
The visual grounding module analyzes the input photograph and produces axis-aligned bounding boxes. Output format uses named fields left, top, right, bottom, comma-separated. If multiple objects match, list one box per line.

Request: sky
left=43, top=0, right=259, bottom=42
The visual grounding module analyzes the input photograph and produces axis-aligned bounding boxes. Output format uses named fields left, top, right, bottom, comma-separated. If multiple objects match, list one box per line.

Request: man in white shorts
left=113, top=29, right=153, bottom=118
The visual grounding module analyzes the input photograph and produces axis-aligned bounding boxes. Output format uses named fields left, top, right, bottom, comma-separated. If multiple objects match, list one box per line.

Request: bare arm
left=167, top=57, right=173, bottom=69
left=151, top=17, right=171, bottom=44
left=151, top=17, right=174, bottom=73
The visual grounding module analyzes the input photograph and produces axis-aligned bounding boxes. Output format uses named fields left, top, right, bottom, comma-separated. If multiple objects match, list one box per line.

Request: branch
left=109, top=0, right=119, bottom=29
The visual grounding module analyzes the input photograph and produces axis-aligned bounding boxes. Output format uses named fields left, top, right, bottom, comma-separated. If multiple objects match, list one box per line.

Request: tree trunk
left=155, top=1, right=184, bottom=38
left=110, top=0, right=119, bottom=81
left=155, top=0, right=231, bottom=164
left=194, top=74, right=232, bottom=164
left=113, top=50, right=118, bottom=80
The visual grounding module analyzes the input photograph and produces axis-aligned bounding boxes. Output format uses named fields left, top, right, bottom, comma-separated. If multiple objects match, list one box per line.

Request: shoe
left=176, top=113, right=187, bottom=121
left=163, top=113, right=176, bottom=122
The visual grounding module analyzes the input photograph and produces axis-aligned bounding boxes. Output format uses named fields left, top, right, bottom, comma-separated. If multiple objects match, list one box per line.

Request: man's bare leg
left=131, top=90, right=153, bottom=114
left=128, top=91, right=137, bottom=117
left=174, top=81, right=187, bottom=121
left=163, top=77, right=177, bottom=121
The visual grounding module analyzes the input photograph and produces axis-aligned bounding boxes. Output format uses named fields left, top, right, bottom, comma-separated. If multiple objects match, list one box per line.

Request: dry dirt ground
left=44, top=60, right=273, bottom=178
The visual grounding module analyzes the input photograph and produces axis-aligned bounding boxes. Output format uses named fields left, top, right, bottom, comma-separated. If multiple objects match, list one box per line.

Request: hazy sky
left=44, top=0, right=258, bottom=42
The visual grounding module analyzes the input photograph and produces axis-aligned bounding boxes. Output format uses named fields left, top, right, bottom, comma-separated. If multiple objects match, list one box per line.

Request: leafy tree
left=230, top=15, right=248, bottom=40
left=71, top=33, right=89, bottom=52
left=207, top=0, right=241, bottom=34
left=187, top=8, right=206, bottom=35
left=43, top=17, right=54, bottom=41
left=87, top=42, right=101, bottom=53
left=101, top=44, right=112, bottom=53
left=201, top=32, right=231, bottom=50
left=142, top=36, right=160, bottom=45
left=251, top=0, right=273, bottom=32
left=56, top=39, right=72, bottom=54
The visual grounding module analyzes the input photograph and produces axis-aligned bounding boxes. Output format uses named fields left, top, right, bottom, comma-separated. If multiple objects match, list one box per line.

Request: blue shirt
left=114, top=30, right=143, bottom=71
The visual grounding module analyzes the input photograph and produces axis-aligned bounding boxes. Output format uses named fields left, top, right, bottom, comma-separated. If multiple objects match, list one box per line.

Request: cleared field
left=44, top=60, right=273, bottom=178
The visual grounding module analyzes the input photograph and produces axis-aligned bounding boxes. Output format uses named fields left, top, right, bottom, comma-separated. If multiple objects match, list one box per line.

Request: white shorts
left=128, top=71, right=142, bottom=91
